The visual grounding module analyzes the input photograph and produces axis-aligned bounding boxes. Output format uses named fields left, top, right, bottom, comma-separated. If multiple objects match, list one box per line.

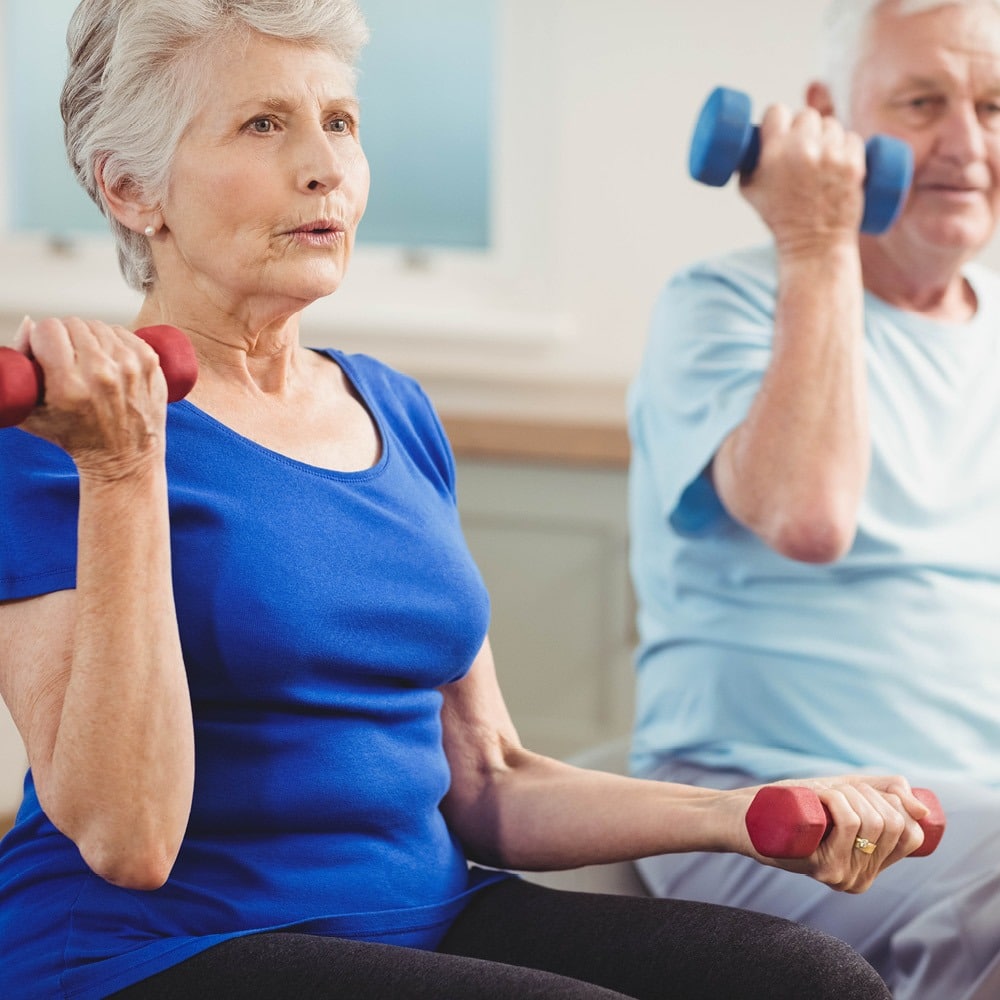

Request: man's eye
left=327, top=115, right=356, bottom=134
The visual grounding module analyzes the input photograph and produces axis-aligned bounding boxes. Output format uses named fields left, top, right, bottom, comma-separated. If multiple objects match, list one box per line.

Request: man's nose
left=934, top=102, right=989, bottom=164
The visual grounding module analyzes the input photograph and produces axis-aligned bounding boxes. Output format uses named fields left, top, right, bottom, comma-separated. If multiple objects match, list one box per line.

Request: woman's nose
left=295, top=127, right=348, bottom=194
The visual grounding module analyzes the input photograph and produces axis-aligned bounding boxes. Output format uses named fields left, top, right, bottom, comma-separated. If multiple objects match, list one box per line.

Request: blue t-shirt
left=0, top=349, right=508, bottom=1000
left=629, top=244, right=1000, bottom=784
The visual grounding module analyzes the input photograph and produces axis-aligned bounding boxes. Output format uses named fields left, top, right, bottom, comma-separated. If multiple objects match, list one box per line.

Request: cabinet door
left=0, top=701, right=25, bottom=827
left=456, top=460, right=635, bottom=759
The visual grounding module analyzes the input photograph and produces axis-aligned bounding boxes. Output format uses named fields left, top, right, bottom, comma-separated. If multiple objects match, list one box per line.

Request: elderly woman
left=0, top=2, right=924, bottom=998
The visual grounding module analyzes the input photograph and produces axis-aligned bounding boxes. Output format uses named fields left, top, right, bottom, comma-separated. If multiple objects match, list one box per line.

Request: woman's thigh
left=110, top=929, right=632, bottom=1000
left=438, top=877, right=889, bottom=1000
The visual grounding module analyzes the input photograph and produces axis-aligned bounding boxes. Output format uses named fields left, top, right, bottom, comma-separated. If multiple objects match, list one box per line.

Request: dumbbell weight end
left=689, top=87, right=761, bottom=186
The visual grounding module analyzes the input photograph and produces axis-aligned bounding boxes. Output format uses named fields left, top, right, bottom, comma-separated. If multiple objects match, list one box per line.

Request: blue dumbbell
left=688, top=86, right=913, bottom=235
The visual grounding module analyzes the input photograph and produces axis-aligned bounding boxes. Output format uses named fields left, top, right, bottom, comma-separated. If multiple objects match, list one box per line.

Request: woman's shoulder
left=316, top=348, right=419, bottom=392
left=315, top=348, right=455, bottom=484
left=315, top=349, right=439, bottom=424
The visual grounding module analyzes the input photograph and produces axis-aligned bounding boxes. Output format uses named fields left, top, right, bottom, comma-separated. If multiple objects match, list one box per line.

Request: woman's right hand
left=13, top=315, right=168, bottom=479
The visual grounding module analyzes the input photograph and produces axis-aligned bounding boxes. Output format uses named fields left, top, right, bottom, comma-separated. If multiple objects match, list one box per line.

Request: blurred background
left=2, top=1, right=996, bottom=825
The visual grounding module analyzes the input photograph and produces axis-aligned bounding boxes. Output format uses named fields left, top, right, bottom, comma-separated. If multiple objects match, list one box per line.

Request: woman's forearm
left=40, top=463, right=193, bottom=889
left=444, top=744, right=740, bottom=872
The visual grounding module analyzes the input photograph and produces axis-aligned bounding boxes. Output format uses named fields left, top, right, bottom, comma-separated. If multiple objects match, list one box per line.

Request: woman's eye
left=249, top=118, right=274, bottom=133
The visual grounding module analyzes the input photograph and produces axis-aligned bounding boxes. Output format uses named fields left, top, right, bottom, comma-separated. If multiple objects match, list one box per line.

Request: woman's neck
left=134, top=293, right=307, bottom=396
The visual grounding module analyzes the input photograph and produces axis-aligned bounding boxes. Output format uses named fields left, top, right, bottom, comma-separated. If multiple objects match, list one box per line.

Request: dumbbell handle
left=0, top=324, right=198, bottom=428
left=746, top=785, right=945, bottom=859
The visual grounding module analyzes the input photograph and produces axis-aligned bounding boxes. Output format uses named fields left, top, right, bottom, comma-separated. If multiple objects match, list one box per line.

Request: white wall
left=8, top=0, right=997, bottom=385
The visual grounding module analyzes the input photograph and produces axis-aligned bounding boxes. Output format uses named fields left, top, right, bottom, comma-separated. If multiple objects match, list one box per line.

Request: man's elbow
left=766, top=509, right=856, bottom=564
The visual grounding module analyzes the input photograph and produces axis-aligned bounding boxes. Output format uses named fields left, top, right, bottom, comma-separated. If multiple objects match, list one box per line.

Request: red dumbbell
left=0, top=324, right=198, bottom=428
left=746, top=785, right=945, bottom=859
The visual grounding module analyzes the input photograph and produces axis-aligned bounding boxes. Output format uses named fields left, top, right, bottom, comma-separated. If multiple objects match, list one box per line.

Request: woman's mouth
left=287, top=220, right=346, bottom=246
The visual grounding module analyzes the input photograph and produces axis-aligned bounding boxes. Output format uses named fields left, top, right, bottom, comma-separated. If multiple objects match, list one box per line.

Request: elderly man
left=628, top=1, right=1000, bottom=996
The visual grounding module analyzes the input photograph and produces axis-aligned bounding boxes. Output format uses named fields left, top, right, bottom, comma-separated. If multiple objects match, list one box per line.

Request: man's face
left=851, top=0, right=1000, bottom=259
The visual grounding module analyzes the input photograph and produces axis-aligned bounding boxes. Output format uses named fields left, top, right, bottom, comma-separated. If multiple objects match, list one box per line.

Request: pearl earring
left=144, top=225, right=156, bottom=237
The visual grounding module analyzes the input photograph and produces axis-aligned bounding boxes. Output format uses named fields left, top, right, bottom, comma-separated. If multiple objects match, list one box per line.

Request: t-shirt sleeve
left=0, top=428, right=79, bottom=600
left=628, top=251, right=776, bottom=535
left=332, top=350, right=459, bottom=503
left=407, top=382, right=458, bottom=503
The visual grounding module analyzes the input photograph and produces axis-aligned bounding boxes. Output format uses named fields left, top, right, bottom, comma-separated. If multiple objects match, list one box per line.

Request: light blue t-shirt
left=629, top=244, right=1000, bottom=785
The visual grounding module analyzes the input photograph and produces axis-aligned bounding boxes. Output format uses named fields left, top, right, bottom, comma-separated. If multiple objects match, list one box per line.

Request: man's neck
left=859, top=239, right=978, bottom=322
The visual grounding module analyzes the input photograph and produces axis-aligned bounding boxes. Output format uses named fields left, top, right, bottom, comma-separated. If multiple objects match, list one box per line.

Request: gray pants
left=638, top=760, right=1000, bottom=1000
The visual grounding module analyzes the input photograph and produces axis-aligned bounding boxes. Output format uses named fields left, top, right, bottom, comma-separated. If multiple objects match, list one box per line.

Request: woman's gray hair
left=61, top=0, right=369, bottom=292
left=820, top=0, right=1000, bottom=122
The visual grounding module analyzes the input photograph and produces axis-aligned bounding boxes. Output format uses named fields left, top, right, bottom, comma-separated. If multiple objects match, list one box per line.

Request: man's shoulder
left=653, top=244, right=779, bottom=325
left=965, top=260, right=1000, bottom=301
left=664, top=244, right=777, bottom=298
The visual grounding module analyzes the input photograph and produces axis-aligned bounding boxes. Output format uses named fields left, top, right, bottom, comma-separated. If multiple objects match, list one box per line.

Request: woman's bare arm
left=440, top=638, right=928, bottom=893
left=0, top=317, right=194, bottom=889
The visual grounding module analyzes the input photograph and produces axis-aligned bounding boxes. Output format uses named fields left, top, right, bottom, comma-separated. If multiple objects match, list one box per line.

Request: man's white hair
left=820, top=0, right=1000, bottom=121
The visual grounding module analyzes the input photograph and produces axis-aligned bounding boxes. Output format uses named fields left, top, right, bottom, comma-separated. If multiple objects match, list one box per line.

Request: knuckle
left=118, top=352, right=143, bottom=380
left=882, top=810, right=905, bottom=837
left=91, top=361, right=120, bottom=390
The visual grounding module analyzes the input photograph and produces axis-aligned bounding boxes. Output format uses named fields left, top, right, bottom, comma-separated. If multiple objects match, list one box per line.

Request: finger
left=758, top=102, right=793, bottom=133
left=819, top=784, right=876, bottom=850
left=868, top=785, right=928, bottom=859
left=63, top=319, right=148, bottom=393
left=57, top=317, right=120, bottom=397
left=11, top=315, right=34, bottom=353
left=845, top=783, right=930, bottom=870
left=849, top=783, right=902, bottom=855
left=884, top=778, right=930, bottom=821
left=790, top=105, right=826, bottom=139
left=26, top=317, right=78, bottom=380
left=844, top=131, right=868, bottom=180
left=742, top=105, right=793, bottom=189
left=813, top=784, right=893, bottom=888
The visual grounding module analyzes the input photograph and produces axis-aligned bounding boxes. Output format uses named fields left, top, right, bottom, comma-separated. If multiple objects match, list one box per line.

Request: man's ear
left=806, top=81, right=837, bottom=118
left=95, top=157, right=160, bottom=234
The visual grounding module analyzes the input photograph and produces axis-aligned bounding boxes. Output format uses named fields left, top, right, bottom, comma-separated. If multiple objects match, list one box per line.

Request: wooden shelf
left=420, top=373, right=630, bottom=469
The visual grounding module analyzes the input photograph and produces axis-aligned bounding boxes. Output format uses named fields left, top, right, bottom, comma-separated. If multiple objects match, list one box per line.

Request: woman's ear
left=806, top=81, right=837, bottom=118
left=95, top=157, right=160, bottom=235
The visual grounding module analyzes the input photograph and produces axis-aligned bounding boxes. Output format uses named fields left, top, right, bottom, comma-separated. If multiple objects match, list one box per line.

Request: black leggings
left=111, top=878, right=890, bottom=999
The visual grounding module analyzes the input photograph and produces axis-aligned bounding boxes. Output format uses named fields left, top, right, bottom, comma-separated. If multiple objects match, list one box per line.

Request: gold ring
left=854, top=837, right=878, bottom=855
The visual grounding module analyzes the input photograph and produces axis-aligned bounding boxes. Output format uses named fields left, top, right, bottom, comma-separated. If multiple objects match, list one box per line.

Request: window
left=4, top=0, right=493, bottom=250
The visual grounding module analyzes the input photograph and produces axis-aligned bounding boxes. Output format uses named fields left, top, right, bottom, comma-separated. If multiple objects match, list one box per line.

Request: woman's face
left=159, top=30, right=370, bottom=323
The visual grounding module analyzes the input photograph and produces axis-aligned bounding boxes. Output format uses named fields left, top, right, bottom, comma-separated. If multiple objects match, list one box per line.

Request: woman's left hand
left=741, top=775, right=930, bottom=892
